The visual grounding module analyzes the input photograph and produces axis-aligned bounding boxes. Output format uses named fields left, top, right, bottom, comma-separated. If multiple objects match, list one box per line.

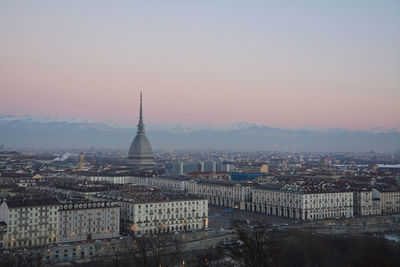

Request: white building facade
left=58, top=201, right=120, bottom=243
left=252, top=186, right=354, bottom=220
left=95, top=189, right=208, bottom=235
left=373, top=188, right=400, bottom=214
left=0, top=198, right=59, bottom=248
left=118, top=198, right=208, bottom=235
left=353, top=190, right=381, bottom=216
left=188, top=180, right=253, bottom=210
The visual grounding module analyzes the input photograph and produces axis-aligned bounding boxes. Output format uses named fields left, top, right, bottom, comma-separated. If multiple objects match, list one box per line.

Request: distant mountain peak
left=1, top=114, right=399, bottom=134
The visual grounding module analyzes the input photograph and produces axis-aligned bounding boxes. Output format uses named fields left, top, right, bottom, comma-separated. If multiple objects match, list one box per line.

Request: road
left=208, top=206, right=296, bottom=229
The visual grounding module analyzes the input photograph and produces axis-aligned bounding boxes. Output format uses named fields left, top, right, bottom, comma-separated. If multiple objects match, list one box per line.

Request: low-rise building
left=150, top=176, right=189, bottom=191
left=88, top=175, right=150, bottom=186
left=39, top=179, right=119, bottom=200
left=237, top=163, right=268, bottom=174
left=188, top=172, right=231, bottom=181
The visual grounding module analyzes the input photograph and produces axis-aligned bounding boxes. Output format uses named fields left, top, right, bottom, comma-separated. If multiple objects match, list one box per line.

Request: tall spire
left=137, top=92, right=144, bottom=134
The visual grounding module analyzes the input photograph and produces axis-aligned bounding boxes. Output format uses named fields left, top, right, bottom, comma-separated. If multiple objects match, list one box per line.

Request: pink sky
left=1, top=1, right=399, bottom=130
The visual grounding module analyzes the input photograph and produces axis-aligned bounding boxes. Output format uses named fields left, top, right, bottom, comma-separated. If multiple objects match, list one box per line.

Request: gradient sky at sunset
left=1, top=0, right=399, bottom=130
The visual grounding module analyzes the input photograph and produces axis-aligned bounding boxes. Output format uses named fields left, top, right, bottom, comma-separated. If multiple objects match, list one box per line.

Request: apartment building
left=252, top=184, right=354, bottom=220
left=187, top=180, right=253, bottom=210
left=58, top=201, right=120, bottom=243
left=353, top=189, right=381, bottom=216
left=373, top=187, right=400, bottom=214
left=95, top=186, right=208, bottom=235
left=87, top=175, right=189, bottom=191
left=149, top=176, right=190, bottom=191
left=0, top=197, right=59, bottom=248
left=0, top=221, right=6, bottom=248
left=88, top=175, right=150, bottom=186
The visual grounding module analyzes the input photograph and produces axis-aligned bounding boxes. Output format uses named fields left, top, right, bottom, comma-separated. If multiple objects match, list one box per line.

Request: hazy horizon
left=1, top=114, right=399, bottom=152
left=1, top=113, right=399, bottom=132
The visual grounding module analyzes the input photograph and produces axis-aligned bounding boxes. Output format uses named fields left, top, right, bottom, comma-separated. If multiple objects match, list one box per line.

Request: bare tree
left=227, top=221, right=274, bottom=267
left=110, top=243, right=121, bottom=267
left=122, top=234, right=183, bottom=267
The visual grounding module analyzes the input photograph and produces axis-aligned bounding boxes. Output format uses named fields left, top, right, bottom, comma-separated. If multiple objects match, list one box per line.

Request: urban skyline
left=1, top=1, right=400, bottom=266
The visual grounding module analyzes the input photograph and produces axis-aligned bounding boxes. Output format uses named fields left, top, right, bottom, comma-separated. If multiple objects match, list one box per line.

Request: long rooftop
left=96, top=185, right=206, bottom=203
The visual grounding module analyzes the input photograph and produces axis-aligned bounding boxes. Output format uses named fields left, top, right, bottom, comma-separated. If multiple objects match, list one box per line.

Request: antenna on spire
left=140, top=91, right=143, bottom=122
left=137, top=92, right=144, bottom=134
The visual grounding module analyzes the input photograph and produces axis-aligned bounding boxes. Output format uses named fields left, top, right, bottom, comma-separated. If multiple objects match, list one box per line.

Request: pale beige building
left=95, top=187, right=208, bottom=235
left=58, top=201, right=120, bottom=243
left=87, top=175, right=189, bottom=191
left=188, top=180, right=253, bottom=210
left=373, top=187, right=400, bottom=214
left=0, top=198, right=59, bottom=248
left=353, top=189, right=381, bottom=216
left=252, top=185, right=354, bottom=220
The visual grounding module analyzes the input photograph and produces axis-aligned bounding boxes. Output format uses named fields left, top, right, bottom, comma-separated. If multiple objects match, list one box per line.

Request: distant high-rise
left=127, top=93, right=155, bottom=167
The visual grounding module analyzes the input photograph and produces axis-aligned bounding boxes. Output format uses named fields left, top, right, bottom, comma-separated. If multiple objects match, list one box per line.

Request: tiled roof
left=5, top=197, right=59, bottom=208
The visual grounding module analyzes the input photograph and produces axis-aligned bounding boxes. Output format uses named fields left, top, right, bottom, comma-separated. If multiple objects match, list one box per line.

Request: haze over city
left=1, top=0, right=399, bottom=130
left=2, top=1, right=400, bottom=267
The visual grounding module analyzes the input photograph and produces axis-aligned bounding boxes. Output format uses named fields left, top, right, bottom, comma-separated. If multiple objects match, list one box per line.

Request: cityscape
left=1, top=1, right=400, bottom=267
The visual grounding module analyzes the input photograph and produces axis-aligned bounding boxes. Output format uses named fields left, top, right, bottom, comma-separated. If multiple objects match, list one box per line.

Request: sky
left=1, top=0, right=399, bottom=130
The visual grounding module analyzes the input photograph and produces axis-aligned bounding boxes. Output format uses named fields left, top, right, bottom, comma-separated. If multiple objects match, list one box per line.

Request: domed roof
left=127, top=93, right=155, bottom=167
left=128, top=133, right=154, bottom=158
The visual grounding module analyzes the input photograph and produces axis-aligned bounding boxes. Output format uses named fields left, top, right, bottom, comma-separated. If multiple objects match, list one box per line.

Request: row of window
left=132, top=211, right=206, bottom=221
left=7, top=237, right=56, bottom=247
left=7, top=223, right=57, bottom=232
left=59, top=226, right=117, bottom=235
left=9, top=206, right=57, bottom=212
left=9, top=217, right=56, bottom=225
left=136, top=201, right=206, bottom=209
left=133, top=223, right=202, bottom=234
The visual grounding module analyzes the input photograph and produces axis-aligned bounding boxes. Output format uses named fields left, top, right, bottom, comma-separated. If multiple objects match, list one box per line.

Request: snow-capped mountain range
left=1, top=114, right=399, bottom=134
